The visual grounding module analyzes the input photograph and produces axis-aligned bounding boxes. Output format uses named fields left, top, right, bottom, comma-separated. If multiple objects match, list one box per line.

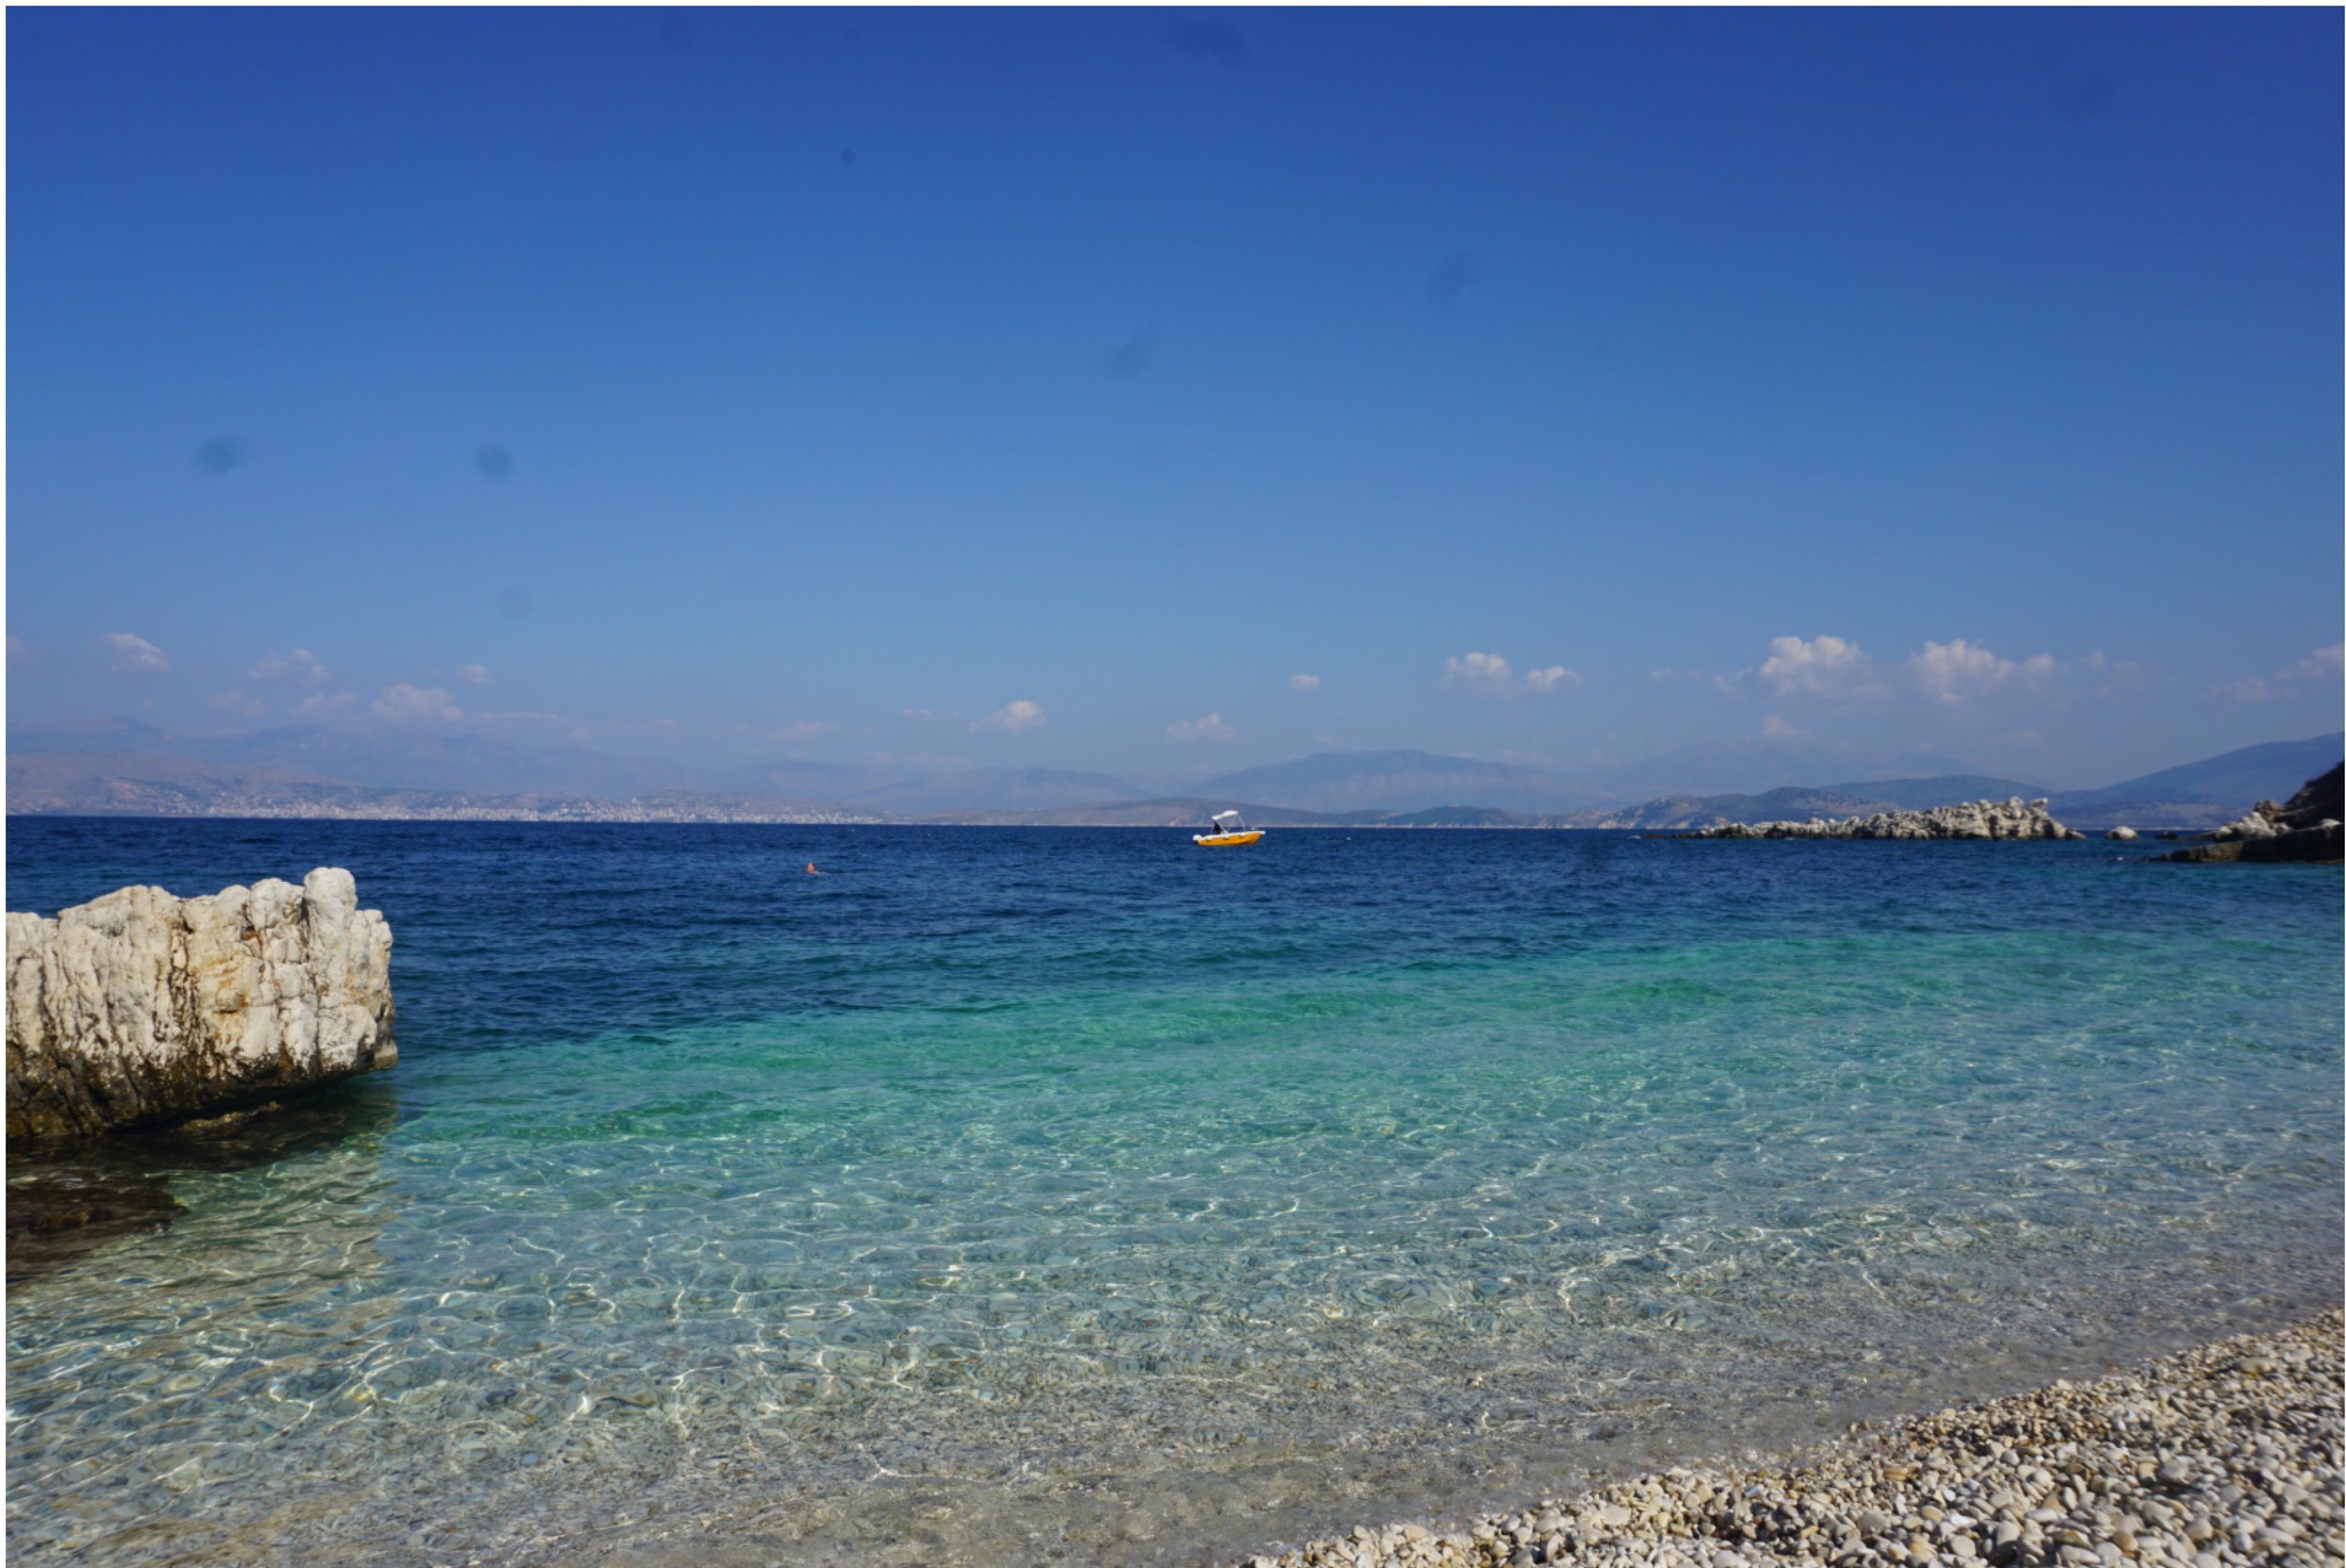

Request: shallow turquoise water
left=6, top=822, right=2340, bottom=1565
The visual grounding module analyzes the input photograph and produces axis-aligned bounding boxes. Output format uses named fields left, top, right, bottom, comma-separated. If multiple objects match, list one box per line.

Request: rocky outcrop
left=2208, top=801, right=2287, bottom=841
left=2277, top=761, right=2345, bottom=826
left=1687, top=797, right=2085, bottom=841
left=2156, top=819, right=2341, bottom=864
left=2106, top=826, right=2138, bottom=841
left=2154, top=763, right=2343, bottom=864
left=6, top=868, right=394, bottom=1140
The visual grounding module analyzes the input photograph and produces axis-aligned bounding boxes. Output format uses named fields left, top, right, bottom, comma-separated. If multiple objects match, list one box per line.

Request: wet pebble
left=1228, top=1311, right=2341, bottom=1568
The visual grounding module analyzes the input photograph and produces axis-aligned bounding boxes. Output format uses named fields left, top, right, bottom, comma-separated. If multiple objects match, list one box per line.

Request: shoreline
left=1223, top=1311, right=2342, bottom=1568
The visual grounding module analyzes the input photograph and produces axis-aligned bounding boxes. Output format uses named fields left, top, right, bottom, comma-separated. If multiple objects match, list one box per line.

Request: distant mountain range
left=1574, top=740, right=1985, bottom=802
left=3, top=751, right=869, bottom=825
left=1183, top=743, right=1993, bottom=814
left=850, top=768, right=1150, bottom=815
left=1191, top=750, right=1611, bottom=814
left=8, top=721, right=2338, bottom=831
left=2043, top=734, right=2346, bottom=827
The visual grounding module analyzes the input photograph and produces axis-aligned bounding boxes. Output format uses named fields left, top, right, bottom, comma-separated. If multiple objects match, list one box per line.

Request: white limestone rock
left=6, top=868, right=394, bottom=1139
left=1691, top=797, right=2085, bottom=842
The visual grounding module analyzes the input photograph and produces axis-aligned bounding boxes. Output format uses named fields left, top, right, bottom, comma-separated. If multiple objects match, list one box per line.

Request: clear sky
left=8, top=7, right=2339, bottom=791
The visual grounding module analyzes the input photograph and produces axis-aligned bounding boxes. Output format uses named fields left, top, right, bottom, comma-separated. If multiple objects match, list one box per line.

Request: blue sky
left=8, top=7, right=2339, bottom=791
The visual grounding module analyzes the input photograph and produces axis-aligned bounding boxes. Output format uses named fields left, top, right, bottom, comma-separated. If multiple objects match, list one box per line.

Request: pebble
left=1226, top=1311, right=2341, bottom=1568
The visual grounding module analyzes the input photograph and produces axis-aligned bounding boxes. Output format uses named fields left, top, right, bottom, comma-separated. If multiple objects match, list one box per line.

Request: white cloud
left=1748, top=634, right=1872, bottom=697
left=1166, top=712, right=1238, bottom=743
left=1729, top=633, right=2066, bottom=703
left=102, top=632, right=170, bottom=676
left=294, top=690, right=359, bottom=718
left=1447, top=650, right=1582, bottom=695
left=1761, top=712, right=1807, bottom=739
left=901, top=708, right=954, bottom=723
left=2082, top=649, right=2147, bottom=696
left=7, top=635, right=29, bottom=664
left=2210, top=643, right=2342, bottom=705
left=1288, top=673, right=1322, bottom=693
left=209, top=688, right=266, bottom=718
left=373, top=682, right=462, bottom=723
left=248, top=647, right=330, bottom=685
left=1905, top=639, right=2055, bottom=703
left=457, top=663, right=493, bottom=687
left=971, top=699, right=1045, bottom=734
left=1443, top=651, right=1514, bottom=692
left=771, top=721, right=839, bottom=741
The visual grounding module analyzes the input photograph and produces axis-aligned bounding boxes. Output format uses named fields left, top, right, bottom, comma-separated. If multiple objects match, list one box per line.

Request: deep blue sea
left=6, top=820, right=2340, bottom=1568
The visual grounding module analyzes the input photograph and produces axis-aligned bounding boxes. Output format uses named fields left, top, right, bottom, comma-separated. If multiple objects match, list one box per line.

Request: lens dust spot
left=476, top=445, right=514, bottom=481
left=2059, top=79, right=2112, bottom=120
left=1100, top=333, right=1156, bottom=379
left=1165, top=22, right=1247, bottom=71
left=495, top=585, right=534, bottom=621
left=193, top=437, right=245, bottom=475
left=1427, top=252, right=1483, bottom=308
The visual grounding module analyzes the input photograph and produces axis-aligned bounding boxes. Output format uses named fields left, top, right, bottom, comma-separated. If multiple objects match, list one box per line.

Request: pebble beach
left=1232, top=1313, right=2343, bottom=1568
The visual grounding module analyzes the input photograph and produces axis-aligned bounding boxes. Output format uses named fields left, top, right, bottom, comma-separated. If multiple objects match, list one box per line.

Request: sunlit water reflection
left=7, top=823, right=2338, bottom=1566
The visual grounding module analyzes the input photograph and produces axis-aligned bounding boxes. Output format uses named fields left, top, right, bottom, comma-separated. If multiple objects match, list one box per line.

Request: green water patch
left=6, top=827, right=2338, bottom=1568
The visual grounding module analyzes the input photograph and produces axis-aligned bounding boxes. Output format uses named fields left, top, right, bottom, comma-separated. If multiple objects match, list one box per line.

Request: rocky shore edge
left=2153, top=764, right=2342, bottom=865
left=1683, top=798, right=2083, bottom=841
left=1227, top=1312, right=2342, bottom=1568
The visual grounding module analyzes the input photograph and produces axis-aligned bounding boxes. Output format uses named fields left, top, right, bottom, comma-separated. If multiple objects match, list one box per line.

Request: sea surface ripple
left=6, top=821, right=2339, bottom=1567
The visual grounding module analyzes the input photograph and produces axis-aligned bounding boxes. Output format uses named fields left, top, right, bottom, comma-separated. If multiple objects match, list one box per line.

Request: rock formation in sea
left=1684, top=798, right=2085, bottom=841
left=2154, top=762, right=2343, bottom=864
left=6, top=868, right=394, bottom=1140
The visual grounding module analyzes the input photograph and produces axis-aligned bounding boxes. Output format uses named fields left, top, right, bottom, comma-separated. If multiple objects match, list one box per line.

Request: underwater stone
left=6, top=867, right=394, bottom=1139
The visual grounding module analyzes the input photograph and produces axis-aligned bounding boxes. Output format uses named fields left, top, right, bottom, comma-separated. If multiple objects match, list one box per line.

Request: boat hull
left=1193, top=831, right=1264, bottom=847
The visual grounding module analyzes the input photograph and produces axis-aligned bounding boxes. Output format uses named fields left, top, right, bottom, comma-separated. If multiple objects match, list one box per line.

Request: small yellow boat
left=1194, top=810, right=1264, bottom=847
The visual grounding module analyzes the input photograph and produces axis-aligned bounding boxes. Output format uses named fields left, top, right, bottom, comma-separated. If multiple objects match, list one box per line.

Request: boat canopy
left=1211, top=810, right=1246, bottom=828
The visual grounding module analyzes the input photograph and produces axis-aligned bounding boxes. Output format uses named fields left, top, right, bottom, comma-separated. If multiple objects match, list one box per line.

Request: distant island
left=7, top=729, right=2339, bottom=833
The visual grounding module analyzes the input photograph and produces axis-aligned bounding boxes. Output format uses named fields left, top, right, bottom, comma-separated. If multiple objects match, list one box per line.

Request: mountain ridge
left=8, top=727, right=2338, bottom=830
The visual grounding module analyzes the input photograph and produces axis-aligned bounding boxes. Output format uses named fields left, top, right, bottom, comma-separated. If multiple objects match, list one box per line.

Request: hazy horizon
left=11, top=706, right=2341, bottom=814
left=8, top=9, right=2340, bottom=792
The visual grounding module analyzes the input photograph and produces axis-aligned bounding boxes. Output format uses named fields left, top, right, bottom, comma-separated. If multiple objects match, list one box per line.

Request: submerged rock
left=5, top=1164, right=183, bottom=1283
left=6, top=868, right=394, bottom=1140
left=1686, top=797, right=2084, bottom=841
